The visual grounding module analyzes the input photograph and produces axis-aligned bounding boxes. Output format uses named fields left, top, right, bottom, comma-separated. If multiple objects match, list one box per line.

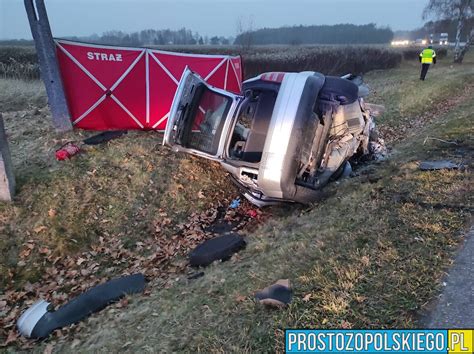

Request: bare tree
left=423, top=0, right=473, bottom=63
left=236, top=15, right=255, bottom=52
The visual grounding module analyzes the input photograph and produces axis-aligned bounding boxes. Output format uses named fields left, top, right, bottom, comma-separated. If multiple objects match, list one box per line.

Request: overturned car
left=163, top=69, right=382, bottom=207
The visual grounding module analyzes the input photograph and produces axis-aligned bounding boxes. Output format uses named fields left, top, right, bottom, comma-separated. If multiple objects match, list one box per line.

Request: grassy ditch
left=46, top=53, right=474, bottom=351
left=52, top=86, right=472, bottom=352
left=365, top=52, right=474, bottom=143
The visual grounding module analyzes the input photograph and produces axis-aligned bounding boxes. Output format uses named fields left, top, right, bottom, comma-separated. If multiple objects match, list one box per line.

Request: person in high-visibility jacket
left=419, top=45, right=437, bottom=80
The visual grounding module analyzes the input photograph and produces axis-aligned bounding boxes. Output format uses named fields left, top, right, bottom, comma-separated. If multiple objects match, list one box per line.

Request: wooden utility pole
left=0, top=114, right=15, bottom=201
left=24, top=0, right=72, bottom=132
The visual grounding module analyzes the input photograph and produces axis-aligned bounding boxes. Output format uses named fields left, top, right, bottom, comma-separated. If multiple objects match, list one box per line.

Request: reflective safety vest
left=420, top=48, right=436, bottom=64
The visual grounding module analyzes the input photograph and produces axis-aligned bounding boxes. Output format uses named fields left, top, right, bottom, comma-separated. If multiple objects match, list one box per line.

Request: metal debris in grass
left=422, top=137, right=459, bottom=146
left=419, top=160, right=465, bottom=171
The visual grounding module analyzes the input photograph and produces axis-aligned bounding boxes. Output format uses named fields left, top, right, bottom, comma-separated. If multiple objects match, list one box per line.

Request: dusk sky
left=1, top=0, right=429, bottom=39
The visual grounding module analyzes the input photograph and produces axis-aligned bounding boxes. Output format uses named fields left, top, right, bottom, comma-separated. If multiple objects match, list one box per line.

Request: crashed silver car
left=164, top=69, right=381, bottom=207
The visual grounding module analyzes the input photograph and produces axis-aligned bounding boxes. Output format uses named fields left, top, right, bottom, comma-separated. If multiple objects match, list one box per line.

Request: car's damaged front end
left=164, top=69, right=381, bottom=207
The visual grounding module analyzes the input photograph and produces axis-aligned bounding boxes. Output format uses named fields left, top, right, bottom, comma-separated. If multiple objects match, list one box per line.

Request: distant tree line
left=85, top=28, right=198, bottom=46
left=234, top=24, right=394, bottom=45
left=0, top=28, right=235, bottom=47
left=64, top=28, right=233, bottom=47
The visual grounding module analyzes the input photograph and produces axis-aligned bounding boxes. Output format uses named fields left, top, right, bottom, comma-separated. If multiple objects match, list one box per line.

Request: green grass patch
left=366, top=57, right=474, bottom=135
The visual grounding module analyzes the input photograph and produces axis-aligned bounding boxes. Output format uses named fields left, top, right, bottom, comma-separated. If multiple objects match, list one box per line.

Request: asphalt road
left=426, top=226, right=474, bottom=328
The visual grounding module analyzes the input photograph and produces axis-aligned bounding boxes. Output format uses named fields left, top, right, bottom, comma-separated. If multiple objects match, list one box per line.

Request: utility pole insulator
left=24, top=0, right=72, bottom=132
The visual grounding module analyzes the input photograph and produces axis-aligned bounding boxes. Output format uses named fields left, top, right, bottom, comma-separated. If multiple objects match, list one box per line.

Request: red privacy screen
left=55, top=39, right=243, bottom=131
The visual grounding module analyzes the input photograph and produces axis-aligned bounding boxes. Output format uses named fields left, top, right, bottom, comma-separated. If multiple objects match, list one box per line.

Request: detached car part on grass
left=164, top=69, right=379, bottom=207
left=17, top=274, right=145, bottom=339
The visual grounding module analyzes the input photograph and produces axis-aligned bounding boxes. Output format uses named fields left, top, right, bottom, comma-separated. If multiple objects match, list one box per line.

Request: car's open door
left=163, top=68, right=241, bottom=161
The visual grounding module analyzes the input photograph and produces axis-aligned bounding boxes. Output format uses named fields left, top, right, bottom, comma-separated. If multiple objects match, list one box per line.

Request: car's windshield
left=185, top=87, right=232, bottom=155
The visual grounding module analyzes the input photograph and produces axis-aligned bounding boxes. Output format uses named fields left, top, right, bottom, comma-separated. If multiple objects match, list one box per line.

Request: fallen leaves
left=3, top=330, right=18, bottom=347
left=39, top=248, right=51, bottom=257
left=43, top=343, right=54, bottom=354
left=235, top=295, right=247, bottom=303
left=115, top=297, right=129, bottom=308
left=1, top=196, right=268, bottom=348
left=19, top=248, right=32, bottom=259
left=33, top=225, right=47, bottom=234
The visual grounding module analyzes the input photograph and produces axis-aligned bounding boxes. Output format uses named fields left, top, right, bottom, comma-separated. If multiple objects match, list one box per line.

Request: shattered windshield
left=184, top=87, right=232, bottom=155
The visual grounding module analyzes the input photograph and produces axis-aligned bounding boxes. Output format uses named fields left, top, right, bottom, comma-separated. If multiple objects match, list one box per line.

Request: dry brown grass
left=0, top=79, right=45, bottom=112
left=0, top=46, right=39, bottom=80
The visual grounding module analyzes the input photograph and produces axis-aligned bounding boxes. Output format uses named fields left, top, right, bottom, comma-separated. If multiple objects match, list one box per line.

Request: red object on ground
left=246, top=209, right=258, bottom=218
left=55, top=40, right=243, bottom=131
left=55, top=143, right=81, bottom=160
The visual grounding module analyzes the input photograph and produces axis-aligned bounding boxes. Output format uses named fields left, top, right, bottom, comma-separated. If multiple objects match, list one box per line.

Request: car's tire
left=189, top=233, right=246, bottom=267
